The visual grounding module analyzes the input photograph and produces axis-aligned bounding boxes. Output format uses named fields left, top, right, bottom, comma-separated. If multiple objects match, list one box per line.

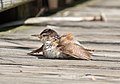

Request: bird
left=28, top=29, right=93, bottom=60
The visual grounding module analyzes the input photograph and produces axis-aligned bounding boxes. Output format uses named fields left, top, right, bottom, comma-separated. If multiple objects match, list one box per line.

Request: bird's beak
left=31, top=34, right=40, bottom=37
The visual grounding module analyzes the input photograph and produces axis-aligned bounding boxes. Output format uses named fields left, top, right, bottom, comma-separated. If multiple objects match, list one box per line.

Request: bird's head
left=32, top=29, right=59, bottom=43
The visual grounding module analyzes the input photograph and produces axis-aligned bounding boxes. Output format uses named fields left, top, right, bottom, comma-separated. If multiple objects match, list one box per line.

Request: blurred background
left=0, top=0, right=86, bottom=24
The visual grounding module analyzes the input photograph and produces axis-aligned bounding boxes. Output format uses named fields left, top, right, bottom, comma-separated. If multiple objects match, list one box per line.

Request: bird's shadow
left=27, top=53, right=89, bottom=60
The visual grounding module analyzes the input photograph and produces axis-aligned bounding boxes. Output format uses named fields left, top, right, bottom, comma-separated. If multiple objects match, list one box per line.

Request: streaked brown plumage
left=32, top=28, right=59, bottom=43
left=59, top=33, right=92, bottom=60
left=28, top=29, right=93, bottom=60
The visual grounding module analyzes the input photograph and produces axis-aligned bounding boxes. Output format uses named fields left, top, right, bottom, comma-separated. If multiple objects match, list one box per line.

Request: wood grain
left=0, top=0, right=120, bottom=84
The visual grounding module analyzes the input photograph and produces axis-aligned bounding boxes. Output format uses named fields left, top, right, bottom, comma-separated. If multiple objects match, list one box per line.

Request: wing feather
left=62, top=43, right=91, bottom=60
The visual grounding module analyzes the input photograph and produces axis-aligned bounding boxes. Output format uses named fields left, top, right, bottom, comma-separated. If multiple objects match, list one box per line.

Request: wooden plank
left=0, top=62, right=120, bottom=83
left=47, top=21, right=120, bottom=28
left=0, top=57, right=120, bottom=68
left=1, top=76, right=118, bottom=84
left=24, top=15, right=106, bottom=24
left=88, top=0, right=120, bottom=8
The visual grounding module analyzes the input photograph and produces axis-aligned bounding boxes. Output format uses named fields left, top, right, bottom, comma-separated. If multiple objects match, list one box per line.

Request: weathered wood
left=24, top=14, right=106, bottom=24
left=0, top=0, right=120, bottom=84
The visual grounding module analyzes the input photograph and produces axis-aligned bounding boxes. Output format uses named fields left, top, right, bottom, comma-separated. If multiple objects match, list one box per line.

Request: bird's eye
left=55, top=35, right=60, bottom=39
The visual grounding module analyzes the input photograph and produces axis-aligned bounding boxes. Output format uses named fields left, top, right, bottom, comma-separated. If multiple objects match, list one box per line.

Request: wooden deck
left=0, top=0, right=120, bottom=84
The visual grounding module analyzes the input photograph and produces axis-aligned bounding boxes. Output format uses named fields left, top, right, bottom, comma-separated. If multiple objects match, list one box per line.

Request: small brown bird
left=59, top=33, right=92, bottom=60
left=28, top=29, right=93, bottom=60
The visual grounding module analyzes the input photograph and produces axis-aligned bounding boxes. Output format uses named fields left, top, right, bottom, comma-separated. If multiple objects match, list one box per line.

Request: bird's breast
left=43, top=45, right=67, bottom=58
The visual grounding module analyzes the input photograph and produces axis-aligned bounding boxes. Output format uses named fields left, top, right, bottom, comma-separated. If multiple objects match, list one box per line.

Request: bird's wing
left=62, top=44, right=91, bottom=60
left=74, top=40, right=94, bottom=52
left=28, top=45, right=43, bottom=55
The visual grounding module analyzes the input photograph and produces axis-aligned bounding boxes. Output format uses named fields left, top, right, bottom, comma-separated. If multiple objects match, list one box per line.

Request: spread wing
left=28, top=45, right=43, bottom=56
left=62, top=43, right=91, bottom=60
